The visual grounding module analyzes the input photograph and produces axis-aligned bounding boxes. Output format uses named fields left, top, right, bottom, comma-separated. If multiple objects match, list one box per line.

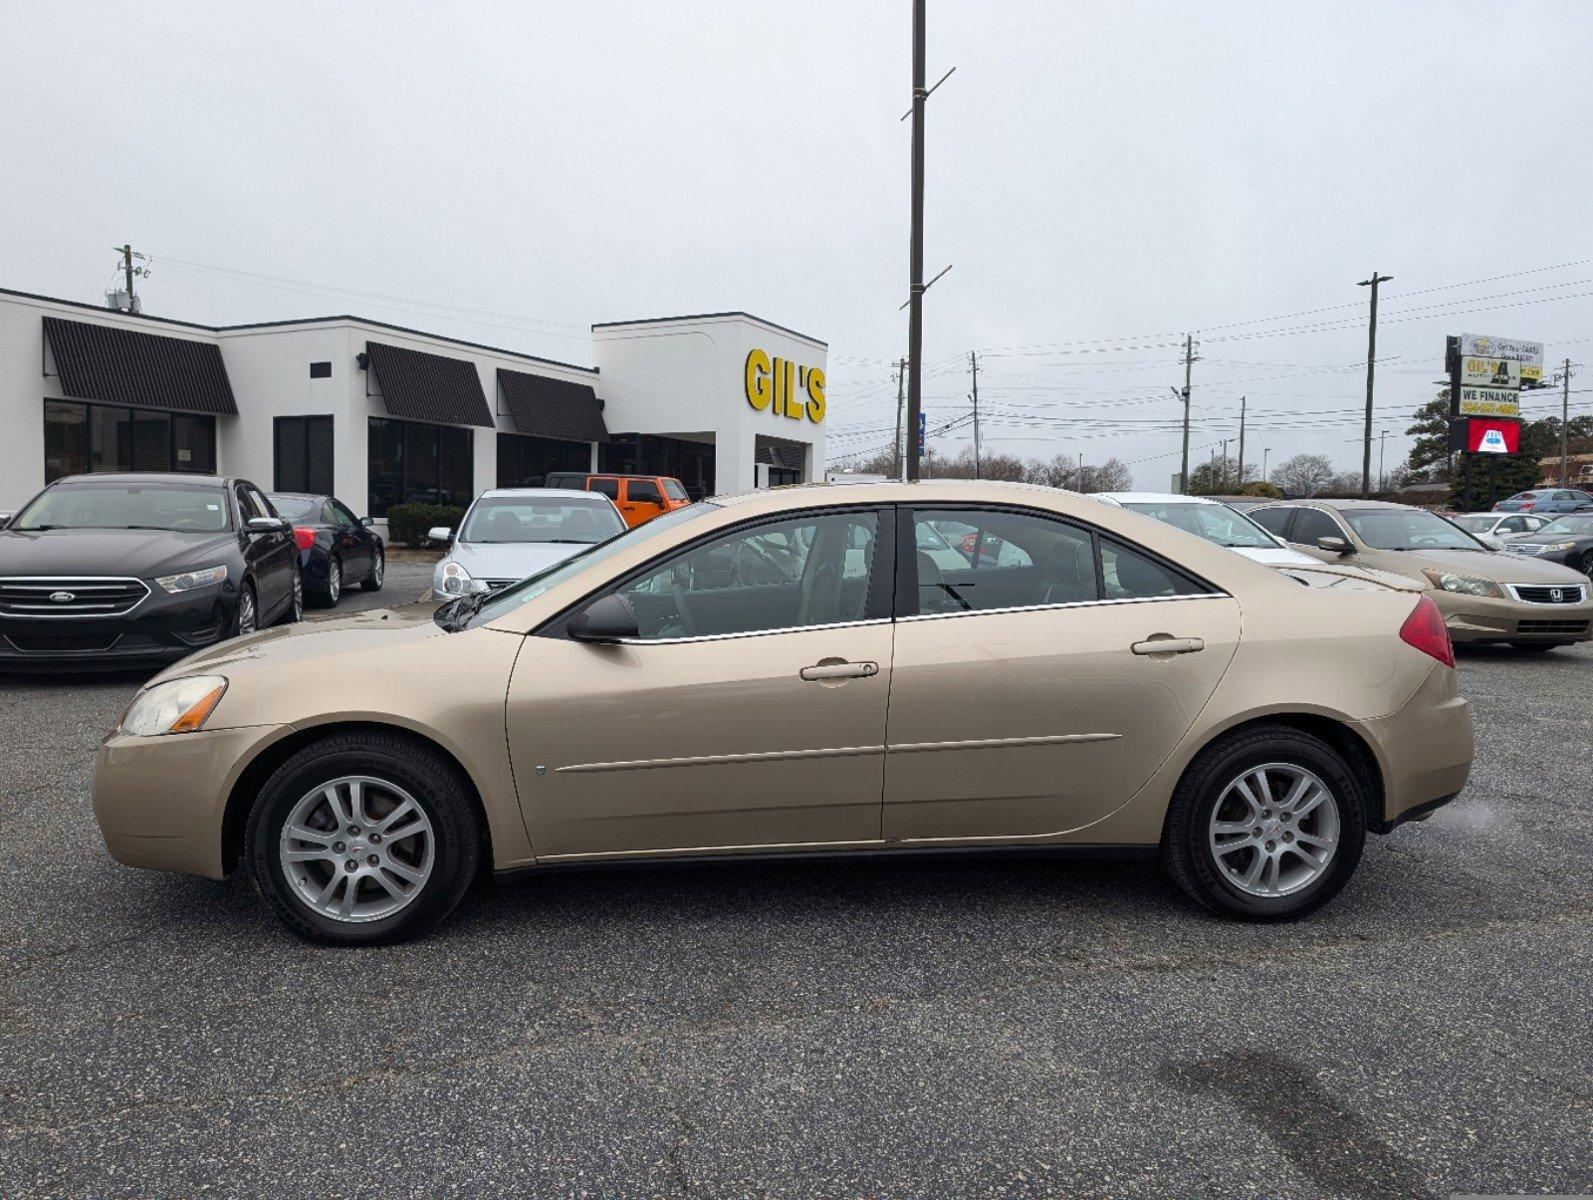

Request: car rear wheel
left=361, top=545, right=384, bottom=592
left=245, top=731, right=481, bottom=945
left=1161, top=725, right=1366, bottom=921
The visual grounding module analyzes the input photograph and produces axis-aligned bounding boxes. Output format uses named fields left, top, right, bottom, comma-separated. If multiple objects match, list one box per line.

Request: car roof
left=477, top=488, right=609, bottom=501
left=1257, top=498, right=1411, bottom=511
left=1096, top=492, right=1223, bottom=505
left=267, top=491, right=326, bottom=501
left=50, top=472, right=230, bottom=487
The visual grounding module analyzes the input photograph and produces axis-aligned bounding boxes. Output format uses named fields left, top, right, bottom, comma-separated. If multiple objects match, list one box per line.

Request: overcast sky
left=3, top=1, right=1589, bottom=486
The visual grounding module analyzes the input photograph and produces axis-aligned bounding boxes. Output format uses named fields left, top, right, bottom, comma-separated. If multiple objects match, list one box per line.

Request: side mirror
left=361, top=516, right=375, bottom=527
left=427, top=526, right=453, bottom=542
left=0, top=512, right=12, bottom=529
left=246, top=516, right=289, bottom=535
left=568, top=593, right=639, bottom=644
left=1316, top=536, right=1354, bottom=556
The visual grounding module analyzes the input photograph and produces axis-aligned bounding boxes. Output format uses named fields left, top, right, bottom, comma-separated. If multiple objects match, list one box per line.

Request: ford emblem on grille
left=49, top=591, right=76, bottom=603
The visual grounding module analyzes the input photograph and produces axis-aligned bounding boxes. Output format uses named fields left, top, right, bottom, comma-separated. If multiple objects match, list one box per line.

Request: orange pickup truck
left=543, top=473, right=692, bottom=528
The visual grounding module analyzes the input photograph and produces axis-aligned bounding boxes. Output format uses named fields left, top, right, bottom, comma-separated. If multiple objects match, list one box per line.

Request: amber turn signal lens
left=169, top=683, right=227, bottom=733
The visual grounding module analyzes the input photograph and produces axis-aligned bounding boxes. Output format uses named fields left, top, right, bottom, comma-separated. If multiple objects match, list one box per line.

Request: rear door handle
left=1131, top=636, right=1205, bottom=656
left=800, top=661, right=880, bottom=681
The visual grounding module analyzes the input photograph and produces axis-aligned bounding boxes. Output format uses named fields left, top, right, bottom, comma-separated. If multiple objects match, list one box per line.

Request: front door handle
left=799, top=660, right=880, bottom=681
left=1131, top=635, right=1205, bottom=656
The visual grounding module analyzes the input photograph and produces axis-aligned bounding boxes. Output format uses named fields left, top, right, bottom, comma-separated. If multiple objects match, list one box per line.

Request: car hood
left=0, top=527, right=236, bottom=579
left=1231, top=545, right=1320, bottom=566
left=1393, top=546, right=1590, bottom=583
left=151, top=601, right=449, bottom=684
left=444, top=540, right=591, bottom=580
left=1503, top=531, right=1593, bottom=547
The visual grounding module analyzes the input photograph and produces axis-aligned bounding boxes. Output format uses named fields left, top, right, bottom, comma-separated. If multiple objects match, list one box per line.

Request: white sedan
left=1448, top=511, right=1550, bottom=550
left=431, top=488, right=626, bottom=597
left=1092, top=493, right=1319, bottom=566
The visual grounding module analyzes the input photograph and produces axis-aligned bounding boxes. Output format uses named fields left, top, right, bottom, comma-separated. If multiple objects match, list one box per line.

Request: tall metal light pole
left=1262, top=447, right=1271, bottom=483
left=904, top=0, right=927, bottom=482
left=1358, top=270, right=1393, bottom=498
left=1378, top=429, right=1388, bottom=493
left=1176, top=334, right=1197, bottom=494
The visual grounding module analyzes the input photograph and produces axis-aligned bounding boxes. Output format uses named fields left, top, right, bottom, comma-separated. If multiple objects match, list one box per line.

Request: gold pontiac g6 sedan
left=92, top=481, right=1474, bottom=944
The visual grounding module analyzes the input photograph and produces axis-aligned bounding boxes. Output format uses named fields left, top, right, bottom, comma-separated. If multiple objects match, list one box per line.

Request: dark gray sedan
left=1503, top=514, right=1593, bottom=577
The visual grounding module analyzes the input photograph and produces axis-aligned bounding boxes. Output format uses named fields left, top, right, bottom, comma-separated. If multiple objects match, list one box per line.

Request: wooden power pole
left=1358, top=269, right=1393, bottom=498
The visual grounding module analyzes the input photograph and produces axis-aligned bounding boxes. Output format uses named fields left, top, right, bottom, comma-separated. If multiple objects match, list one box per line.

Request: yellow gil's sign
left=745, top=349, right=825, bottom=423
left=1460, top=356, right=1520, bottom=389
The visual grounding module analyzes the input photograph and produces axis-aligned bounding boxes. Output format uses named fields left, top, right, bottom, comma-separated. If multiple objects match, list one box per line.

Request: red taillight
left=1399, top=595, right=1454, bottom=668
left=292, top=526, right=316, bottom=551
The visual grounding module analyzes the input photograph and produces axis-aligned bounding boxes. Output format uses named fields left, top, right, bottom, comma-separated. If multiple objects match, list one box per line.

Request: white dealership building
left=0, top=286, right=828, bottom=519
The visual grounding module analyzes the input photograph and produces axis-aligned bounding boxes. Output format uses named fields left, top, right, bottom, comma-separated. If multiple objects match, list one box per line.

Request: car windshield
left=1120, top=501, right=1278, bottom=548
left=1341, top=508, right=1486, bottom=551
left=11, top=481, right=231, bottom=532
left=662, top=479, right=689, bottom=502
left=457, top=502, right=720, bottom=629
left=268, top=495, right=321, bottom=521
left=460, top=497, right=626, bottom=545
left=1539, top=515, right=1593, bottom=536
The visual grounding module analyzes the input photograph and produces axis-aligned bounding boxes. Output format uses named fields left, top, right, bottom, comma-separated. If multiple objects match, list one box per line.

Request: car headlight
left=1421, top=569, right=1505, bottom=598
left=1537, top=542, right=1577, bottom=554
left=438, top=560, right=489, bottom=595
left=120, top=676, right=228, bottom=737
left=155, top=564, right=228, bottom=594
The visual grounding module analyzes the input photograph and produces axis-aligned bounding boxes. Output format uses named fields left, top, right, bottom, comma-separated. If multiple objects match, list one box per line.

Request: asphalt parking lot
left=1, top=561, right=1588, bottom=1199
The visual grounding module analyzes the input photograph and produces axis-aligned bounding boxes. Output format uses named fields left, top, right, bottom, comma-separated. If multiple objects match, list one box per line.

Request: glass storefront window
left=42, top=400, right=214, bottom=484
left=496, top=432, right=591, bottom=488
left=368, top=417, right=474, bottom=514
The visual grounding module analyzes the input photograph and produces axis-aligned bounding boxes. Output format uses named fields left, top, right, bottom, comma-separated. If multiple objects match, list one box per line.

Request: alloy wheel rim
left=328, top=559, right=341, bottom=602
left=1208, top=762, right=1340, bottom=898
left=373, top=550, right=384, bottom=585
left=238, top=589, right=256, bottom=635
left=292, top=572, right=303, bottom=619
left=279, top=775, right=435, bottom=923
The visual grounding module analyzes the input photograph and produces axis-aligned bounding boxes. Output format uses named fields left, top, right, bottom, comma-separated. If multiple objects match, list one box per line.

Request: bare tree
left=1269, top=453, right=1336, bottom=497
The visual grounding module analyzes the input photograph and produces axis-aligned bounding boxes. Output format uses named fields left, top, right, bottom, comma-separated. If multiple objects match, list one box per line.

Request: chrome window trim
left=610, top=616, right=893, bottom=647
left=1506, top=583, right=1587, bottom=604
left=0, top=576, right=152, bottom=619
left=897, top=591, right=1229, bottom=624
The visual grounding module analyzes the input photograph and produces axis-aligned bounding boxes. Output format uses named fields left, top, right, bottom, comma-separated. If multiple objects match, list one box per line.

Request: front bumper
left=0, top=584, right=238, bottom=672
left=92, top=722, right=288, bottom=879
left=1432, top=589, right=1593, bottom=644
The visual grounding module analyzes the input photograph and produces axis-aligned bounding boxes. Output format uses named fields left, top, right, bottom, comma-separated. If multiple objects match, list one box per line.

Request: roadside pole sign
left=1460, top=356, right=1520, bottom=389
left=1458, top=333, right=1543, bottom=384
left=1465, top=418, right=1519, bottom=454
left=1456, top=385, right=1522, bottom=418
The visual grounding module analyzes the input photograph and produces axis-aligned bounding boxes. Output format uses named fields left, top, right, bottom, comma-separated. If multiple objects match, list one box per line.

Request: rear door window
left=1250, top=507, right=1293, bottom=537
left=907, top=507, right=1096, bottom=615
left=1099, top=539, right=1209, bottom=600
left=588, top=478, right=619, bottom=500
left=1287, top=508, right=1345, bottom=546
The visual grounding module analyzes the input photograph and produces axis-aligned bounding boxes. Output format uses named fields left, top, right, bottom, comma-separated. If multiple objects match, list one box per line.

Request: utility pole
left=122, top=244, right=136, bottom=303
left=1357, top=269, right=1393, bottom=498
left=904, top=0, right=927, bottom=482
left=969, top=350, right=981, bottom=479
left=1236, top=396, right=1246, bottom=490
left=892, top=358, right=906, bottom=480
left=1378, top=430, right=1388, bottom=494
left=1219, top=439, right=1232, bottom=490
left=1176, top=333, right=1198, bottom=494
left=1561, top=358, right=1574, bottom=486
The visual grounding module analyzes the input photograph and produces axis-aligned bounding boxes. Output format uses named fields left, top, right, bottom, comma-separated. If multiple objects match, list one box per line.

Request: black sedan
left=0, top=473, right=301, bottom=671
left=266, top=493, right=385, bottom=607
left=1502, top=514, right=1593, bottom=577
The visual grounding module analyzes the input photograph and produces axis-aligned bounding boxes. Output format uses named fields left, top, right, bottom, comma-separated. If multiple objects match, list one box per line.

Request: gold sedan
left=93, top=481, right=1474, bottom=944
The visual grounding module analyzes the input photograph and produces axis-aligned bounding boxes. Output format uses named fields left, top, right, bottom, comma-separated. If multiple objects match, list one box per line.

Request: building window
left=43, top=399, right=215, bottom=484
left=367, top=417, right=474, bottom=516
left=274, top=416, right=335, bottom=494
left=496, top=432, right=591, bottom=488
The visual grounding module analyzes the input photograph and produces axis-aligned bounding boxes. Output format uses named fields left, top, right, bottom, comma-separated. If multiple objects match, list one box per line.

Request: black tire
left=274, top=567, right=304, bottom=625
left=244, top=731, right=482, bottom=946
left=317, top=553, right=342, bottom=607
left=1160, top=724, right=1367, bottom=921
left=232, top=580, right=259, bottom=638
left=361, top=545, right=385, bottom=592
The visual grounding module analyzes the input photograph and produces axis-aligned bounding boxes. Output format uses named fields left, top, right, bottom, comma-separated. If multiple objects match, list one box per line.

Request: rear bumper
left=1434, top=591, right=1593, bottom=643
left=1359, top=664, right=1473, bottom=828
left=0, top=585, right=239, bottom=672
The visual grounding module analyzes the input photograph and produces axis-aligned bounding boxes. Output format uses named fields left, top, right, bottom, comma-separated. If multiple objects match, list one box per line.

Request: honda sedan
left=92, top=481, right=1473, bottom=944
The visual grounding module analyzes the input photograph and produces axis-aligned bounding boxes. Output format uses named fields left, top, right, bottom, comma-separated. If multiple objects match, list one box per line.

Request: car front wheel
left=245, top=732, right=482, bottom=945
left=1161, top=725, right=1366, bottom=921
left=361, top=545, right=385, bottom=592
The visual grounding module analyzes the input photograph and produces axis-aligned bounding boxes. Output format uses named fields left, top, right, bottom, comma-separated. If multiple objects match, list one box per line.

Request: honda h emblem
left=1550, top=588, right=1564, bottom=602
left=49, top=591, right=76, bottom=603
